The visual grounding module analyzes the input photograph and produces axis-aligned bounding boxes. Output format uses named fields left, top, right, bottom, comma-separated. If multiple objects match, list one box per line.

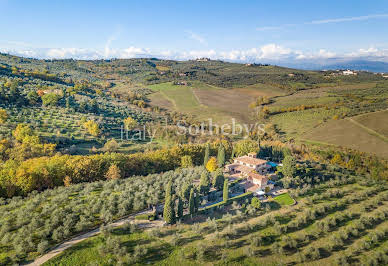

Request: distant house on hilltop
left=342, top=70, right=357, bottom=76
left=196, top=57, right=210, bottom=62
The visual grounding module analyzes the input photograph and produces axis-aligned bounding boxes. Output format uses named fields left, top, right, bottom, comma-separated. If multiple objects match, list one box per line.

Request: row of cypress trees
left=164, top=143, right=230, bottom=224
left=163, top=179, right=201, bottom=224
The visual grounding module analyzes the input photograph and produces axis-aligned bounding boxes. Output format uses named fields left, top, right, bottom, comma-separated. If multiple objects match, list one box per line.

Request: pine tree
left=189, top=188, right=195, bottom=215
left=223, top=179, right=229, bottom=202
left=177, top=196, right=184, bottom=219
left=203, top=143, right=210, bottom=166
left=217, top=143, right=225, bottom=167
left=199, top=171, right=210, bottom=195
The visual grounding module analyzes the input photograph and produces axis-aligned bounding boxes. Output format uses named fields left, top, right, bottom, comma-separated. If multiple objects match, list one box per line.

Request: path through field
left=26, top=210, right=164, bottom=266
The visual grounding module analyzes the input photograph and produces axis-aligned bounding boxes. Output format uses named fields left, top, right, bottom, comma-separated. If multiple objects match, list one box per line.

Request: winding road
left=26, top=210, right=164, bottom=266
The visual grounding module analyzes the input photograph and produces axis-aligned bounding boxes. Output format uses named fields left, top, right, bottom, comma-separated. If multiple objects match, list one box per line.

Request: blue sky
left=1, top=0, right=388, bottom=63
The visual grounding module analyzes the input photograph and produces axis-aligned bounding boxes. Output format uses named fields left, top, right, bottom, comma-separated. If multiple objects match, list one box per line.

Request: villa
left=225, top=152, right=274, bottom=191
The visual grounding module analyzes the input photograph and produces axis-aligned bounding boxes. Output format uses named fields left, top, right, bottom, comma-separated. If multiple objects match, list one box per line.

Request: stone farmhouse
left=225, top=152, right=274, bottom=191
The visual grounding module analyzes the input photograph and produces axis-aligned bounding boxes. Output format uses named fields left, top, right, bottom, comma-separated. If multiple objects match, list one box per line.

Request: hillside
left=0, top=53, right=387, bottom=266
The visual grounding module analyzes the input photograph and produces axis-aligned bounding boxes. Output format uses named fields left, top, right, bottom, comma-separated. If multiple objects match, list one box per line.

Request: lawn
left=273, top=193, right=294, bottom=206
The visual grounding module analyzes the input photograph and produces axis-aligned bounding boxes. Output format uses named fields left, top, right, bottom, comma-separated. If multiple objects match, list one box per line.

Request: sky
left=1, top=0, right=388, bottom=64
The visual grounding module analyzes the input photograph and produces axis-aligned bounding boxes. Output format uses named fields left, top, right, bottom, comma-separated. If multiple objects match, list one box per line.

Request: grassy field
left=270, top=107, right=350, bottom=139
left=352, top=109, right=388, bottom=137
left=304, top=118, right=388, bottom=158
left=43, top=179, right=388, bottom=266
left=149, top=82, right=200, bottom=112
left=274, top=193, right=295, bottom=206
left=148, top=81, right=287, bottom=124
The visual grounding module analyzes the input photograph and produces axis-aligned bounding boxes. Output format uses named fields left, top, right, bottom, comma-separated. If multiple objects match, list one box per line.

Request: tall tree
left=194, top=188, right=200, bottom=212
left=188, top=188, right=195, bottom=215
left=163, top=181, right=175, bottom=224
left=199, top=171, right=210, bottom=195
left=282, top=156, right=297, bottom=178
left=177, top=196, right=184, bottom=219
left=223, top=179, right=229, bottom=202
left=217, top=143, right=225, bottom=167
left=212, top=169, right=225, bottom=191
left=203, top=143, right=210, bottom=166
left=165, top=179, right=173, bottom=198
left=181, top=183, right=192, bottom=202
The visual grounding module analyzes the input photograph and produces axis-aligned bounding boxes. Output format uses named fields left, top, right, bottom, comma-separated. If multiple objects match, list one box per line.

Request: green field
left=149, top=81, right=287, bottom=123
left=274, top=193, right=294, bottom=206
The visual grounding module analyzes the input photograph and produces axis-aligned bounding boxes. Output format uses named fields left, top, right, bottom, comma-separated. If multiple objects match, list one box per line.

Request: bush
left=37, top=240, right=49, bottom=255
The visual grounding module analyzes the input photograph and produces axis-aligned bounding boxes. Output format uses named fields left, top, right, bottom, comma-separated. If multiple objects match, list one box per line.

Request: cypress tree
left=194, top=188, right=200, bottom=212
left=282, top=156, right=297, bottom=178
left=189, top=188, right=195, bottom=215
left=203, top=143, right=210, bottom=166
left=165, top=179, right=173, bottom=197
left=163, top=180, right=175, bottom=224
left=223, top=179, right=229, bottom=202
left=199, top=171, right=210, bottom=195
left=217, top=143, right=225, bottom=167
left=212, top=169, right=225, bottom=190
left=231, top=146, right=235, bottom=160
left=177, top=196, right=184, bottom=219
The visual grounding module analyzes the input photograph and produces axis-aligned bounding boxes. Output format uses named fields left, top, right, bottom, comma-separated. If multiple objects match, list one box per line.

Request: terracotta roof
left=225, top=163, right=239, bottom=168
left=234, top=165, right=254, bottom=174
left=249, top=172, right=268, bottom=181
left=234, top=156, right=268, bottom=166
left=244, top=182, right=260, bottom=192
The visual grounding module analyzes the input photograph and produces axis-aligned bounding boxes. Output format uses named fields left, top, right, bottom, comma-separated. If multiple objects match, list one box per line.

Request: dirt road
left=26, top=211, right=164, bottom=266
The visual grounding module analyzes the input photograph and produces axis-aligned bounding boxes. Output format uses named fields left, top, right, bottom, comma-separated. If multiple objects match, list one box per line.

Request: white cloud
left=2, top=44, right=388, bottom=64
left=256, top=13, right=388, bottom=31
left=256, top=26, right=284, bottom=31
left=259, top=44, right=291, bottom=59
left=185, top=30, right=207, bottom=45
left=310, top=14, right=388, bottom=24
